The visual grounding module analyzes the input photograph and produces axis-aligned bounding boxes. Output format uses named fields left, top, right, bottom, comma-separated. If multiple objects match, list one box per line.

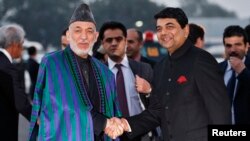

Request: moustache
left=229, top=52, right=239, bottom=57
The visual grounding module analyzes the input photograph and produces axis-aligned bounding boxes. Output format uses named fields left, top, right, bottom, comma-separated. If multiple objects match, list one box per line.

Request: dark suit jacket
left=140, top=56, right=156, bottom=69
left=219, top=55, right=250, bottom=124
left=26, top=57, right=39, bottom=99
left=126, top=40, right=231, bottom=141
left=107, top=58, right=153, bottom=141
left=128, top=58, right=153, bottom=108
left=0, top=52, right=32, bottom=140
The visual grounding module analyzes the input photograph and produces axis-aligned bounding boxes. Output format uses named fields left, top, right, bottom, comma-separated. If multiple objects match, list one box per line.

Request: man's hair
left=61, top=28, right=68, bottom=36
left=27, top=46, right=37, bottom=56
left=99, top=21, right=127, bottom=40
left=223, top=25, right=248, bottom=45
left=128, top=28, right=143, bottom=42
left=154, top=7, right=188, bottom=29
left=188, top=23, right=205, bottom=44
left=244, top=24, right=250, bottom=44
left=135, top=29, right=143, bottom=42
left=0, top=24, right=25, bottom=49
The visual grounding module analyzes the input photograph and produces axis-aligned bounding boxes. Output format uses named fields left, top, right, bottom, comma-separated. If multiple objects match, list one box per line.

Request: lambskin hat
left=69, top=3, right=96, bottom=25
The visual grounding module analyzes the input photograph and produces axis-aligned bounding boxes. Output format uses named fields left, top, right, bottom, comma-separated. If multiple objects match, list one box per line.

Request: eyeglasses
left=104, top=36, right=124, bottom=43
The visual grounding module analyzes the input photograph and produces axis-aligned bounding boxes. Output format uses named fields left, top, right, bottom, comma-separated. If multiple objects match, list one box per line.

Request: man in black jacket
left=219, top=25, right=250, bottom=124
left=106, top=7, right=231, bottom=141
left=0, top=24, right=32, bottom=141
left=26, top=46, right=39, bottom=100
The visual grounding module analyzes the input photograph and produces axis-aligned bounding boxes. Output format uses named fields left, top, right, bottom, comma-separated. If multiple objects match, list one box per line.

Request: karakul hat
left=69, top=3, right=96, bottom=25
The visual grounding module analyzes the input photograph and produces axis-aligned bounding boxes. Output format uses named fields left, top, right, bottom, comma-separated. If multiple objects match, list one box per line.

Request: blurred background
left=1, top=0, right=250, bottom=62
left=1, top=0, right=249, bottom=60
left=1, top=0, right=249, bottom=140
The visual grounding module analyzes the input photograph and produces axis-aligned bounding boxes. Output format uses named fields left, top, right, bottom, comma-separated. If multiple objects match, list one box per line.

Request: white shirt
left=0, top=48, right=13, bottom=63
left=108, top=56, right=144, bottom=116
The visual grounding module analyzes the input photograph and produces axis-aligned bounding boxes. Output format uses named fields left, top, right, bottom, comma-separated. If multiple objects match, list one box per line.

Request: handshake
left=104, top=117, right=130, bottom=139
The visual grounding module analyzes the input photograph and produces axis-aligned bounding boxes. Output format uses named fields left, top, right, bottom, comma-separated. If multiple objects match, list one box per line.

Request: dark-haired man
left=107, top=7, right=231, bottom=141
left=244, top=24, right=250, bottom=55
left=188, top=23, right=205, bottom=48
left=99, top=21, right=154, bottom=141
left=219, top=25, right=250, bottom=124
left=26, top=46, right=39, bottom=100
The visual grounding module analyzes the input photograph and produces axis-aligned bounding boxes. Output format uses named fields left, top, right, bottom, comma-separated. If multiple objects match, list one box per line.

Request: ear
left=66, top=29, right=70, bottom=41
left=195, top=38, right=204, bottom=48
left=245, top=42, right=249, bottom=54
left=184, top=24, right=189, bottom=38
left=139, top=40, right=144, bottom=49
left=94, top=32, right=99, bottom=43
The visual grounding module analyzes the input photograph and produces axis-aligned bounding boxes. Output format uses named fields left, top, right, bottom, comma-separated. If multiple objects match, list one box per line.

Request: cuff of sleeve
left=146, top=93, right=151, bottom=98
left=145, top=88, right=152, bottom=97
left=124, top=119, right=132, bottom=132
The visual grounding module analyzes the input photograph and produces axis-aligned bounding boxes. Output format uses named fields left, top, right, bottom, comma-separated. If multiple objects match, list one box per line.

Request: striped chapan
left=28, top=47, right=121, bottom=141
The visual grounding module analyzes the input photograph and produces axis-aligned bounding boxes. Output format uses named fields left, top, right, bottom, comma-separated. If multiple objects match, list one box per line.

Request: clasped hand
left=104, top=117, right=129, bottom=139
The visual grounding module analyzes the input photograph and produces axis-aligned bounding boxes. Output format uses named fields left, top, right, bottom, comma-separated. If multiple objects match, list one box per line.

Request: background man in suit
left=244, top=24, right=250, bottom=56
left=99, top=21, right=155, bottom=141
left=107, top=7, right=231, bottom=141
left=61, top=28, right=69, bottom=50
left=26, top=46, right=39, bottom=100
left=219, top=25, right=250, bottom=124
left=188, top=23, right=205, bottom=49
left=126, top=28, right=156, bottom=68
left=0, top=24, right=32, bottom=141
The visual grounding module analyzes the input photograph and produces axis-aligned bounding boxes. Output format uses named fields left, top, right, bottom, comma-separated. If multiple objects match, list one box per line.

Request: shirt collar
left=108, top=55, right=130, bottom=70
left=0, top=48, right=13, bottom=63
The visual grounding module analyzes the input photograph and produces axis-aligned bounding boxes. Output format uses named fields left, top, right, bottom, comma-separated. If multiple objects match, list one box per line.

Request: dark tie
left=115, top=64, right=129, bottom=117
left=227, top=70, right=236, bottom=103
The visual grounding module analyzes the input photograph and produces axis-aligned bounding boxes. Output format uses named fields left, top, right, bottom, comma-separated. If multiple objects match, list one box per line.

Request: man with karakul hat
left=28, top=3, right=122, bottom=141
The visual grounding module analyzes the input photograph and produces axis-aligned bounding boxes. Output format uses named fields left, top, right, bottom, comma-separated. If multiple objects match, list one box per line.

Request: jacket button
left=166, top=92, right=170, bottom=96
left=168, top=78, right=171, bottom=82
left=165, top=106, right=169, bottom=109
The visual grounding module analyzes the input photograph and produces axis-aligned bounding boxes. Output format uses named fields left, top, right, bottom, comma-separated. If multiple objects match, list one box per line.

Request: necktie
left=227, top=70, right=236, bottom=103
left=115, top=64, right=129, bottom=117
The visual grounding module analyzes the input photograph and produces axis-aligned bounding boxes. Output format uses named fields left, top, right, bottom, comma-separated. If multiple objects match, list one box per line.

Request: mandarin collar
left=75, top=53, right=90, bottom=64
left=168, top=39, right=192, bottom=60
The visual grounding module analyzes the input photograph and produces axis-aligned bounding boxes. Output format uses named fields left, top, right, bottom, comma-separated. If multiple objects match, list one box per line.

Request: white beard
left=69, top=38, right=93, bottom=57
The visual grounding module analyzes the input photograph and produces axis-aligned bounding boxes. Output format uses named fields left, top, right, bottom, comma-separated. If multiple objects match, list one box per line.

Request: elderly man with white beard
left=28, top=3, right=122, bottom=141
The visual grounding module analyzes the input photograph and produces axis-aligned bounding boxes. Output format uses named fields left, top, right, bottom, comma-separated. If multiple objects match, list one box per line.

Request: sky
left=153, top=0, right=250, bottom=19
